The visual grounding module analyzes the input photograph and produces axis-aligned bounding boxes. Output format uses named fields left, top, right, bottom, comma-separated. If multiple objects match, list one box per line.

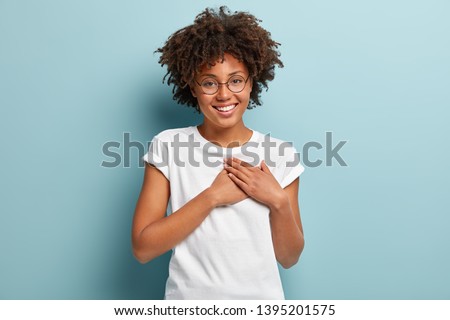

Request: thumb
left=261, top=160, right=271, bottom=173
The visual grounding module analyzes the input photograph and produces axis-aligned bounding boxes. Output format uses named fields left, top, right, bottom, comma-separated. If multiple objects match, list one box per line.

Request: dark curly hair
left=156, top=6, right=283, bottom=112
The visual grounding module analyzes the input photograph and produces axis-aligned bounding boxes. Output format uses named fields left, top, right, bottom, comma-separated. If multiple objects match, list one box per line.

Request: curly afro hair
left=156, top=6, right=284, bottom=112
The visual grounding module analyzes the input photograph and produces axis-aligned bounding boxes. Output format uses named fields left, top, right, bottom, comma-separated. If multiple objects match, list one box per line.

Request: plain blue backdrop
left=1, top=0, right=449, bottom=299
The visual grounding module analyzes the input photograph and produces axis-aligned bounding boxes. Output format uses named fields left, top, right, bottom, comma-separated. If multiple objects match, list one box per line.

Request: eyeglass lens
left=200, top=75, right=246, bottom=94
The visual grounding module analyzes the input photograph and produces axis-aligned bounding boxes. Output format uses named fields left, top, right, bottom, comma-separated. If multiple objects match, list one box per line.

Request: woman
left=132, top=6, right=305, bottom=299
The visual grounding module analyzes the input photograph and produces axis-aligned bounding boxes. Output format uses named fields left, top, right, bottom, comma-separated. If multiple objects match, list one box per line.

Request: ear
left=190, top=85, right=197, bottom=98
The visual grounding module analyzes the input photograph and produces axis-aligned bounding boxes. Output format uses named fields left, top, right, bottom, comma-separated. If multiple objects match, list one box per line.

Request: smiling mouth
left=213, top=104, right=237, bottom=112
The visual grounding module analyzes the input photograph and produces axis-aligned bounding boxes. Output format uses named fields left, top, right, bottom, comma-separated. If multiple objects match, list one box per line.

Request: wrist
left=202, top=187, right=219, bottom=209
left=268, top=191, right=290, bottom=213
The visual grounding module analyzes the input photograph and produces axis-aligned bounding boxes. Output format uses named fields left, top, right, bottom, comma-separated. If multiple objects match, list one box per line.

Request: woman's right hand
left=208, top=169, right=248, bottom=207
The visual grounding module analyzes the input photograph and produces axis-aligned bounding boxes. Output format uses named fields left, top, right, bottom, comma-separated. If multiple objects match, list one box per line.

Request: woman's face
left=191, top=53, right=252, bottom=130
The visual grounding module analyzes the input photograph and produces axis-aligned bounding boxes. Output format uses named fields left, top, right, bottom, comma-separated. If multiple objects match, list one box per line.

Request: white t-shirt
left=142, top=126, right=304, bottom=299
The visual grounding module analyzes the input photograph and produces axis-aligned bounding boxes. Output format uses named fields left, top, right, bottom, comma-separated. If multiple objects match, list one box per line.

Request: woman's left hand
left=224, top=157, right=286, bottom=209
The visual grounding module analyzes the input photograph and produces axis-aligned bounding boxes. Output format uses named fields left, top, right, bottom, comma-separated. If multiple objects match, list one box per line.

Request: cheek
left=240, top=89, right=252, bottom=102
left=196, top=95, right=212, bottom=110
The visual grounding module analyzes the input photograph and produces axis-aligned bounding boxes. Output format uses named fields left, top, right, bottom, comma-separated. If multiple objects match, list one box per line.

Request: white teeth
left=215, top=104, right=236, bottom=112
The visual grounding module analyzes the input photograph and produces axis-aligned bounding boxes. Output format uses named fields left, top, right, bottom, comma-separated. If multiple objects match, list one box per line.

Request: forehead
left=198, top=53, right=248, bottom=76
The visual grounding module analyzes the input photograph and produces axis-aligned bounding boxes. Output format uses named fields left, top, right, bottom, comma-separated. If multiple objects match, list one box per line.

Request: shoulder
left=251, top=130, right=302, bottom=169
left=252, top=131, right=305, bottom=187
left=152, top=126, right=196, bottom=142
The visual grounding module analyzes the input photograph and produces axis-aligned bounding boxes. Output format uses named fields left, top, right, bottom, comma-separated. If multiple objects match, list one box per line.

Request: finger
left=260, top=160, right=271, bottom=173
left=224, top=164, right=249, bottom=181
left=238, top=160, right=253, bottom=168
left=224, top=157, right=246, bottom=171
left=231, top=157, right=253, bottom=168
left=228, top=172, right=249, bottom=193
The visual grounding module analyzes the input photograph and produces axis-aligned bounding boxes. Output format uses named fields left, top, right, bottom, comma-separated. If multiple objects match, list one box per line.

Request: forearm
left=133, top=188, right=216, bottom=263
left=269, top=193, right=305, bottom=269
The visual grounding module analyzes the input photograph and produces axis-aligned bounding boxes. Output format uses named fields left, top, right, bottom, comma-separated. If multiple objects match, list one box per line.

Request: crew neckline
left=192, top=125, right=257, bottom=150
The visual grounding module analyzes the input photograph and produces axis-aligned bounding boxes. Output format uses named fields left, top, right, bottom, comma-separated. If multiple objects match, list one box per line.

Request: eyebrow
left=199, top=71, right=245, bottom=78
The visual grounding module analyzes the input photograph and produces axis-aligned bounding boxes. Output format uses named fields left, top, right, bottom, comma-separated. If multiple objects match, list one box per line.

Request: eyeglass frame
left=194, top=74, right=251, bottom=95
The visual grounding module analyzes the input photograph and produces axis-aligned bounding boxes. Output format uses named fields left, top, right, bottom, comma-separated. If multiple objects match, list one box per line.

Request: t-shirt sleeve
left=142, top=136, right=170, bottom=180
left=277, top=143, right=304, bottom=188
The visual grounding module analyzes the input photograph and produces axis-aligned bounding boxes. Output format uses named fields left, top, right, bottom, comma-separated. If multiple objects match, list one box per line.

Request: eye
left=201, top=79, right=217, bottom=88
left=229, top=76, right=244, bottom=85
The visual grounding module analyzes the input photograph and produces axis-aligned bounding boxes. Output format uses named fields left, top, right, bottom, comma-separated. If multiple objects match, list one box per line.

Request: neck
left=197, top=122, right=252, bottom=148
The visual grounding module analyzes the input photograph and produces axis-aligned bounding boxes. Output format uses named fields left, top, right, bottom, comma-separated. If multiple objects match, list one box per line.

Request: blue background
left=1, top=0, right=449, bottom=299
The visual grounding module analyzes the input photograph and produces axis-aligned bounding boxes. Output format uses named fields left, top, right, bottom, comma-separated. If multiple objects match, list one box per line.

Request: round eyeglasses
left=195, top=75, right=251, bottom=95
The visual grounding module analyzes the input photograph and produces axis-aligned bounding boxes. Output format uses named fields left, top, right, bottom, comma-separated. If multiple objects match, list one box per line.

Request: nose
left=216, top=83, right=231, bottom=100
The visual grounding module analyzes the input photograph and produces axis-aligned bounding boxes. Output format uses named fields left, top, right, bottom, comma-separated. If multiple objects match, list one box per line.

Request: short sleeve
left=142, top=136, right=170, bottom=180
left=277, top=143, right=304, bottom=188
